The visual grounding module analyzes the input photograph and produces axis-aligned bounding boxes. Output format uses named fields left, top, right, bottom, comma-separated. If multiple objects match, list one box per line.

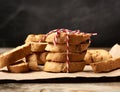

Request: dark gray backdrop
left=0, top=0, right=120, bottom=47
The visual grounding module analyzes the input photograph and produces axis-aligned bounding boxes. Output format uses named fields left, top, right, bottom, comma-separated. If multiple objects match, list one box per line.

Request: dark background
left=0, top=0, right=120, bottom=47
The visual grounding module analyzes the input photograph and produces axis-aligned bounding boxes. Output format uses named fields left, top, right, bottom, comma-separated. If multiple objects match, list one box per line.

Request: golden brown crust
left=0, top=44, right=31, bottom=68
left=84, top=49, right=112, bottom=64
left=84, top=51, right=93, bottom=64
left=45, top=43, right=90, bottom=52
left=25, top=34, right=45, bottom=43
left=30, top=42, right=47, bottom=52
left=90, top=57, right=120, bottom=73
left=46, top=52, right=86, bottom=62
left=26, top=53, right=41, bottom=71
left=26, top=52, right=48, bottom=65
left=7, top=60, right=29, bottom=73
left=44, top=31, right=90, bottom=73
left=44, top=61, right=85, bottom=73
left=45, top=32, right=91, bottom=45
left=38, top=52, right=48, bottom=64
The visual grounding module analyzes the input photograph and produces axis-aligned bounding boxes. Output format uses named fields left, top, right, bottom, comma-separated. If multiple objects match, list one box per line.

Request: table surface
left=0, top=48, right=120, bottom=92
left=0, top=83, right=120, bottom=92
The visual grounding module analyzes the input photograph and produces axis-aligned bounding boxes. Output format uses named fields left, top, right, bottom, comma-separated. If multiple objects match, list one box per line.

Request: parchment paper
left=0, top=65, right=120, bottom=80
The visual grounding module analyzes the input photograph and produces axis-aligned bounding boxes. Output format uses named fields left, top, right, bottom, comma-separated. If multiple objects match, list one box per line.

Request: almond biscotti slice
left=45, top=43, right=90, bottom=53
left=26, top=53, right=41, bottom=71
left=38, top=52, right=48, bottom=64
left=25, top=34, right=45, bottom=43
left=90, top=57, right=120, bottom=73
left=44, top=61, right=85, bottom=73
left=45, top=30, right=91, bottom=45
left=46, top=52, right=86, bottom=62
left=26, top=52, right=48, bottom=65
left=84, top=49, right=112, bottom=64
left=0, top=43, right=31, bottom=68
left=30, top=42, right=47, bottom=52
left=7, top=60, right=29, bottom=73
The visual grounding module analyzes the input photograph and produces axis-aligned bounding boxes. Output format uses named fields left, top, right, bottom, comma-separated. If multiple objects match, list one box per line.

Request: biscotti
left=38, top=52, right=48, bottom=64
left=45, top=31, right=91, bottom=45
left=44, top=61, right=85, bottom=73
left=30, top=42, right=47, bottom=52
left=90, top=57, right=120, bottom=73
left=7, top=60, right=29, bottom=73
left=46, top=52, right=86, bottom=62
left=26, top=53, right=41, bottom=71
left=84, top=49, right=112, bottom=64
left=26, top=52, right=48, bottom=65
left=0, top=43, right=31, bottom=68
left=45, top=43, right=90, bottom=52
left=25, top=34, right=45, bottom=43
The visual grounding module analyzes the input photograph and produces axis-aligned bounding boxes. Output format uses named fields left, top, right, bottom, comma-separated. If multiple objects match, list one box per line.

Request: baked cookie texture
left=44, top=61, right=85, bottom=73
left=84, top=49, right=112, bottom=64
left=26, top=53, right=41, bottom=71
left=46, top=52, right=86, bottom=62
left=26, top=52, right=48, bottom=65
left=2, top=34, right=47, bottom=72
left=25, top=34, right=45, bottom=43
left=90, top=57, right=120, bottom=73
left=44, top=29, right=92, bottom=73
left=45, top=31, right=91, bottom=45
left=0, top=43, right=31, bottom=68
left=7, top=60, right=29, bottom=73
left=25, top=34, right=47, bottom=70
left=89, top=44, right=120, bottom=73
left=30, top=42, right=47, bottom=52
left=45, top=43, right=90, bottom=52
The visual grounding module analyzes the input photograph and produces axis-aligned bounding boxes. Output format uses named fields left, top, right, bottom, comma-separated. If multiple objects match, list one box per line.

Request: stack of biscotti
left=0, top=43, right=31, bottom=73
left=44, top=29, right=91, bottom=73
left=0, top=34, right=47, bottom=73
left=25, top=34, right=47, bottom=71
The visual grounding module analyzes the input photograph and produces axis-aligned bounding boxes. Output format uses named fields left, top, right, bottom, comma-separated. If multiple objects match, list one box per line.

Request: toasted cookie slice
left=84, top=49, right=112, bottom=64
left=90, top=57, right=120, bottom=73
left=45, top=29, right=91, bottom=45
left=45, top=43, right=90, bottom=52
left=30, top=42, right=47, bottom=52
left=0, top=43, right=31, bottom=68
left=84, top=51, right=93, bottom=64
left=26, top=53, right=41, bottom=71
left=7, top=60, right=29, bottom=73
left=46, top=52, right=86, bottom=62
left=44, top=61, right=85, bottom=73
left=25, top=34, right=45, bottom=43
left=38, top=52, right=48, bottom=64
left=26, top=52, right=48, bottom=65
